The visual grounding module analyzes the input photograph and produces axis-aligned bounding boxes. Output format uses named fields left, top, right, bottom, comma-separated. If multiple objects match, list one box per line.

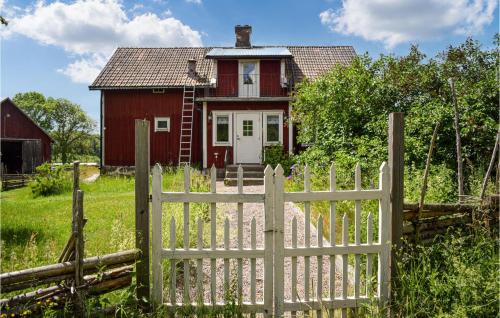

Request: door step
left=224, top=164, right=265, bottom=186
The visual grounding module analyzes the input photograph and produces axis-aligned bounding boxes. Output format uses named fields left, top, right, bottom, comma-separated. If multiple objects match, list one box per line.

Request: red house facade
left=90, top=26, right=356, bottom=170
left=0, top=98, right=53, bottom=174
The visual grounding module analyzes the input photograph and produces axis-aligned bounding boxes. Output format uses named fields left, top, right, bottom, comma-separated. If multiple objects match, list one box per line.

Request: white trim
left=202, top=102, right=207, bottom=169
left=263, top=112, right=283, bottom=146
left=154, top=117, right=170, bottom=132
left=101, top=92, right=105, bottom=167
left=288, top=103, right=293, bottom=154
left=238, top=60, right=260, bottom=97
left=211, top=60, right=218, bottom=87
left=212, top=112, right=232, bottom=146
left=280, top=59, right=287, bottom=87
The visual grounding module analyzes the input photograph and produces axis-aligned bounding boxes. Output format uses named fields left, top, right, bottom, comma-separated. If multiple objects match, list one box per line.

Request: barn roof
left=89, top=46, right=356, bottom=90
left=1, top=98, right=54, bottom=142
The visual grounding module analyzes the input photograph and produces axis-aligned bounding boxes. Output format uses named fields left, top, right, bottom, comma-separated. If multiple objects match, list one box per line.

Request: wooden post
left=418, top=122, right=440, bottom=219
left=72, top=161, right=80, bottom=217
left=388, top=113, right=404, bottom=279
left=449, top=78, right=464, bottom=201
left=135, top=119, right=150, bottom=308
left=73, top=189, right=85, bottom=315
left=480, top=130, right=499, bottom=200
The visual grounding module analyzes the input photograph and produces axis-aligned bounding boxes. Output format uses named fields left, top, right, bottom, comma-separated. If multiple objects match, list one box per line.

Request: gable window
left=155, top=117, right=170, bottom=132
left=213, top=113, right=232, bottom=145
left=264, top=112, right=283, bottom=145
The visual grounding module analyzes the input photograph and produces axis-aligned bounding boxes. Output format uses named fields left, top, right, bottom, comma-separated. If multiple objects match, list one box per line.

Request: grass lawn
left=0, top=166, right=209, bottom=273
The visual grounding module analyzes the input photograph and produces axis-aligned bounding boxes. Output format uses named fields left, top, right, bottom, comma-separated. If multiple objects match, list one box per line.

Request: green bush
left=404, top=164, right=457, bottom=203
left=263, top=144, right=294, bottom=175
left=29, top=163, right=71, bottom=197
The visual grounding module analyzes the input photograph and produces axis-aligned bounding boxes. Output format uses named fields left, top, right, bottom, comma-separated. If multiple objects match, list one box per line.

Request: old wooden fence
left=151, top=162, right=391, bottom=317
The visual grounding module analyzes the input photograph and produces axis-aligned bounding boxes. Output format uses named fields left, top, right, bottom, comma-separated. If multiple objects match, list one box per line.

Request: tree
left=50, top=99, right=96, bottom=164
left=292, top=37, right=498, bottom=197
left=12, top=92, right=54, bottom=131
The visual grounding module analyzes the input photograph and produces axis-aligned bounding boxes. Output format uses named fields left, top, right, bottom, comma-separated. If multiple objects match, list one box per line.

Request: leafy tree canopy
left=292, top=37, right=498, bottom=192
left=12, top=92, right=96, bottom=163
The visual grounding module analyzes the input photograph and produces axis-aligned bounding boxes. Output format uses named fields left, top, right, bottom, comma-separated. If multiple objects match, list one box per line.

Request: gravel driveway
left=183, top=182, right=347, bottom=306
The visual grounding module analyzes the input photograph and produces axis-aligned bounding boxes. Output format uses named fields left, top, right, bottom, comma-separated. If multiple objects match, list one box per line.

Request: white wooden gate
left=151, top=162, right=391, bottom=316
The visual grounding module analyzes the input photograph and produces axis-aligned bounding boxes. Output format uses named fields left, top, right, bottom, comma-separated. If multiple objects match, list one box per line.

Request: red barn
left=90, top=25, right=356, bottom=174
left=1, top=98, right=53, bottom=174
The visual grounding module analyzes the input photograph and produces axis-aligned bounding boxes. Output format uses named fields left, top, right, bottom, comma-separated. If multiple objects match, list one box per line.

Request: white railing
left=151, top=162, right=391, bottom=316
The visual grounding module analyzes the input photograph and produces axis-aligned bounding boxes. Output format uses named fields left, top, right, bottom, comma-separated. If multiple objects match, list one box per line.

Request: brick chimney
left=187, top=59, right=197, bottom=78
left=235, top=25, right=252, bottom=48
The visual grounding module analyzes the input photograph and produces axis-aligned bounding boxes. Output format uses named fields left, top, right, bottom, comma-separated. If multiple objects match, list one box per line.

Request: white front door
left=235, top=113, right=261, bottom=163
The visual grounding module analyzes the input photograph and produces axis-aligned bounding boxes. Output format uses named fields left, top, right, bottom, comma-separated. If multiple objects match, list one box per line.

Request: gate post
left=263, top=165, right=275, bottom=317
left=135, top=119, right=150, bottom=308
left=388, top=113, right=404, bottom=285
left=273, top=165, right=285, bottom=317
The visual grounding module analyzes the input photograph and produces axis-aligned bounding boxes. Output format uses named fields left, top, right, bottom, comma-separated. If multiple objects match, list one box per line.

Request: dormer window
left=242, top=62, right=256, bottom=84
left=239, top=60, right=259, bottom=97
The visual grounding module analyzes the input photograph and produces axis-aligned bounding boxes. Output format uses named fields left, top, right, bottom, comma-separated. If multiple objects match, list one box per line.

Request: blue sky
left=1, top=0, right=498, bottom=122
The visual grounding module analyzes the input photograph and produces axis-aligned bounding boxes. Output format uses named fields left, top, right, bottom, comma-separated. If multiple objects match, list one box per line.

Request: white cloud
left=320, top=0, right=497, bottom=48
left=186, top=0, right=202, bottom=4
left=57, top=54, right=107, bottom=84
left=2, top=0, right=203, bottom=83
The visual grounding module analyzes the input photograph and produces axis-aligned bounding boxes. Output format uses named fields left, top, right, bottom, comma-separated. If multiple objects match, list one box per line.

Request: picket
left=151, top=162, right=392, bottom=316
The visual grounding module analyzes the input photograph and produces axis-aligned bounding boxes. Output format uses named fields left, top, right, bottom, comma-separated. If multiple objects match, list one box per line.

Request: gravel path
left=173, top=183, right=347, bottom=306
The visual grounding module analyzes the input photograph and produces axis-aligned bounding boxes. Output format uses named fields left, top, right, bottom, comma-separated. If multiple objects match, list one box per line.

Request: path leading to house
left=191, top=182, right=346, bottom=305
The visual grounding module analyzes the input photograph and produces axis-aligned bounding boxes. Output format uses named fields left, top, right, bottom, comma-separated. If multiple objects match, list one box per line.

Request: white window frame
left=280, top=59, right=287, bottom=87
left=263, top=112, right=283, bottom=145
left=212, top=112, right=232, bottom=146
left=238, top=60, right=260, bottom=97
left=154, top=117, right=170, bottom=132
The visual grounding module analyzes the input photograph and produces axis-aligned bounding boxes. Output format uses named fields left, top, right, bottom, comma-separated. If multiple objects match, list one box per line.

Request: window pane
left=267, top=115, right=279, bottom=142
left=243, top=120, right=253, bottom=136
left=216, top=116, right=229, bottom=142
left=243, top=63, right=255, bottom=84
left=157, top=120, right=168, bottom=129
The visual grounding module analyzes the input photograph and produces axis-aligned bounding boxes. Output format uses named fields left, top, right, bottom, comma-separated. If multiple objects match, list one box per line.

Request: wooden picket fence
left=151, top=162, right=391, bottom=317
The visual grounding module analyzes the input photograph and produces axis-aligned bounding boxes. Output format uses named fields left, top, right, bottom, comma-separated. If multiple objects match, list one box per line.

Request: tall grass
left=390, top=226, right=499, bottom=317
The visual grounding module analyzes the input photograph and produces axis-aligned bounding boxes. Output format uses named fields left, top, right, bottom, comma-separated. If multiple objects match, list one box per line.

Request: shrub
left=263, top=144, right=294, bottom=175
left=29, top=163, right=71, bottom=197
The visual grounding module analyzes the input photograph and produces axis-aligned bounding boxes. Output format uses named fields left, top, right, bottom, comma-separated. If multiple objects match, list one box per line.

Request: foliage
left=263, top=144, right=294, bottom=174
left=292, top=37, right=499, bottom=201
left=404, top=164, right=457, bottom=203
left=51, top=98, right=96, bottom=163
left=12, top=92, right=97, bottom=164
left=390, top=227, right=499, bottom=317
left=29, top=163, right=71, bottom=197
left=13, top=91, right=54, bottom=131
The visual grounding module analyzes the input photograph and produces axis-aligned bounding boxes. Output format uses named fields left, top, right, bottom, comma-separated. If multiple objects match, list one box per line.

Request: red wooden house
left=90, top=25, right=355, bottom=174
left=1, top=98, right=53, bottom=174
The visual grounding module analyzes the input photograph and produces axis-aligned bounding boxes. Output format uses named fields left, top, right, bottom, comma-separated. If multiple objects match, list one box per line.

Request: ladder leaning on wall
left=178, top=85, right=195, bottom=166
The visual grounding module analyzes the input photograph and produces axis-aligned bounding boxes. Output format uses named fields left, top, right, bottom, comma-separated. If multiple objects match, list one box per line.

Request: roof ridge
left=115, top=45, right=355, bottom=49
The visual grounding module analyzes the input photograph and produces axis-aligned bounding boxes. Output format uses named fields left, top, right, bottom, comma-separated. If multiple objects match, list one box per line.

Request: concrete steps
left=224, top=164, right=265, bottom=186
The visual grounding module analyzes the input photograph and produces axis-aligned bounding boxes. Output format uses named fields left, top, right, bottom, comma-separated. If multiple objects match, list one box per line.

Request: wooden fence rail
left=1, top=174, right=31, bottom=190
left=402, top=198, right=499, bottom=244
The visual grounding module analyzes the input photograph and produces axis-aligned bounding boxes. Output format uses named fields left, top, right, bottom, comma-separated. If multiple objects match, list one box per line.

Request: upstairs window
left=242, top=62, right=256, bottom=84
